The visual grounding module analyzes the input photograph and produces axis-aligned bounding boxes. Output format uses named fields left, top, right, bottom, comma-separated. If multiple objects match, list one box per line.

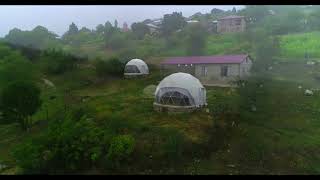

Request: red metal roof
left=161, top=54, right=249, bottom=65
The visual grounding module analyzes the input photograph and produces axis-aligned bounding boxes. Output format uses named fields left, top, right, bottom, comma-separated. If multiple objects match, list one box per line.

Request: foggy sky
left=0, top=5, right=244, bottom=37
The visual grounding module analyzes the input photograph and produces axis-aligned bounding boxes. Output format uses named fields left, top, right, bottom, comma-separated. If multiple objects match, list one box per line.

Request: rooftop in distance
left=161, top=54, right=250, bottom=64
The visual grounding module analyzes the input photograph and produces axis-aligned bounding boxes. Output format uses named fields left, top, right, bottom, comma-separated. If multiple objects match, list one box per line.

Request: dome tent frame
left=154, top=72, right=207, bottom=112
left=124, top=59, right=149, bottom=78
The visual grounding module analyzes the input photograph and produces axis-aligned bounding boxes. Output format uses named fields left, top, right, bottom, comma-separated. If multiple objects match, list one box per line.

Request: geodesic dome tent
left=124, top=59, right=149, bottom=76
left=154, top=72, right=207, bottom=109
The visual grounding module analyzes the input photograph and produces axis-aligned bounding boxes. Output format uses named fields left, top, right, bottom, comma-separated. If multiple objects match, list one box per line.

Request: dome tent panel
left=124, top=59, right=149, bottom=76
left=155, top=87, right=195, bottom=106
left=125, top=65, right=141, bottom=73
left=154, top=72, right=207, bottom=111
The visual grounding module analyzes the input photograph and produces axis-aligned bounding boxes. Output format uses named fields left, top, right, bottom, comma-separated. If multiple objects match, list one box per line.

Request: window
left=159, top=91, right=191, bottom=106
left=235, top=19, right=241, bottom=25
left=201, top=66, right=207, bottom=77
left=221, top=66, right=228, bottom=77
left=125, top=65, right=140, bottom=73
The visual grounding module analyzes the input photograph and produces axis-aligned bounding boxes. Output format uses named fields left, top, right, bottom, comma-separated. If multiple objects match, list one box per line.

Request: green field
left=279, top=31, right=320, bottom=59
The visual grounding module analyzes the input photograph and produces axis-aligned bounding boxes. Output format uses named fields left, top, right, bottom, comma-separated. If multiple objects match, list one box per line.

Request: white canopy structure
left=154, top=72, right=207, bottom=108
left=124, top=59, right=149, bottom=76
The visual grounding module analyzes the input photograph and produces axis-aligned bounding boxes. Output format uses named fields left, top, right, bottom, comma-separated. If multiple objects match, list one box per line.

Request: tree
left=0, top=81, right=41, bottom=131
left=241, top=5, right=269, bottom=25
left=131, top=22, right=150, bottom=40
left=252, top=30, right=280, bottom=73
left=68, top=22, right=79, bottom=35
left=161, top=12, right=187, bottom=37
left=0, top=48, right=38, bottom=90
left=185, top=24, right=208, bottom=56
left=96, top=24, right=105, bottom=34
left=114, top=20, right=118, bottom=29
left=232, top=7, right=237, bottom=14
left=79, top=27, right=91, bottom=33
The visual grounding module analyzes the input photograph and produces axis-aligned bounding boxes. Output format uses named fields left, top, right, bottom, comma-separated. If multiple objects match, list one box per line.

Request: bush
left=106, top=135, right=135, bottom=167
left=161, top=129, right=186, bottom=162
left=13, top=115, right=111, bottom=174
left=95, top=57, right=124, bottom=78
left=40, top=49, right=76, bottom=75
left=0, top=81, right=41, bottom=131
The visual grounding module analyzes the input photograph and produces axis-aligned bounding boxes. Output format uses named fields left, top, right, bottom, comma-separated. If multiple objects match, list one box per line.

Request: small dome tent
left=124, top=59, right=149, bottom=77
left=154, top=72, right=207, bottom=112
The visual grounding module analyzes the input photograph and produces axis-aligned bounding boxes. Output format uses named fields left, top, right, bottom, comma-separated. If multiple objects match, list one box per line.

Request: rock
left=305, top=89, right=314, bottom=96
left=307, top=61, right=315, bottom=65
left=251, top=105, right=257, bottom=112
left=0, top=163, right=8, bottom=171
left=298, top=85, right=302, bottom=89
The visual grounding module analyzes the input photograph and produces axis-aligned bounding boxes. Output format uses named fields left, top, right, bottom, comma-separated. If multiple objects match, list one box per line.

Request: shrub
left=0, top=81, right=41, bottom=131
left=95, top=57, right=124, bottom=78
left=40, top=49, right=76, bottom=75
left=161, top=129, right=186, bottom=162
left=13, top=115, right=111, bottom=174
left=106, top=135, right=135, bottom=167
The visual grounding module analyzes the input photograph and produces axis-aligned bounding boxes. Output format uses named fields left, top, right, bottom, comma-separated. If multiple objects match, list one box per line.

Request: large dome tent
left=154, top=72, right=207, bottom=112
left=124, top=58, right=149, bottom=77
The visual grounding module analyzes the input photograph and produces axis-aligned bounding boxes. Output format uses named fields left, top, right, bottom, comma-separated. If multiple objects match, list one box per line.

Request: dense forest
left=1, top=5, right=320, bottom=174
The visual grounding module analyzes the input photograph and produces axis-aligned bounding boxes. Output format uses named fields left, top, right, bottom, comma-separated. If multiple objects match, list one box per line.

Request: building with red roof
left=160, top=54, right=252, bottom=86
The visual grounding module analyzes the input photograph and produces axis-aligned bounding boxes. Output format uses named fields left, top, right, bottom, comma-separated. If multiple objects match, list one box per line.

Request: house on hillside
left=146, top=23, right=160, bottom=35
left=145, top=18, right=162, bottom=35
left=217, top=15, right=246, bottom=33
left=160, top=54, right=252, bottom=86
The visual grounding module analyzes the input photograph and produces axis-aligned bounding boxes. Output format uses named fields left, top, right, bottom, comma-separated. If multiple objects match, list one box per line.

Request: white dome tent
left=154, top=72, right=207, bottom=112
left=124, top=59, right=149, bottom=77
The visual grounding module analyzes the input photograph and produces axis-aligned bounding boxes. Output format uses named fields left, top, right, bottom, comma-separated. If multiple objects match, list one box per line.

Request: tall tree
left=186, top=24, right=208, bottom=56
left=161, top=12, right=187, bottom=37
left=96, top=24, right=105, bottom=34
left=131, top=22, right=150, bottom=39
left=114, top=20, right=118, bottom=29
left=68, top=22, right=79, bottom=35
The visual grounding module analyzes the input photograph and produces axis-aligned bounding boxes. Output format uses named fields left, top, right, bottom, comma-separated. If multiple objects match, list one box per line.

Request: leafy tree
left=5, top=26, right=59, bottom=49
left=241, top=5, right=269, bottom=25
left=79, top=27, right=91, bottom=33
left=131, top=22, right=150, bottom=39
left=161, top=12, right=187, bottom=36
left=232, top=7, right=237, bottom=14
left=0, top=81, right=41, bottom=131
left=251, top=31, right=280, bottom=73
left=0, top=48, right=37, bottom=91
left=185, top=24, right=208, bottom=56
left=96, top=24, right=105, bottom=34
left=114, top=20, right=118, bottom=29
left=67, top=22, right=79, bottom=35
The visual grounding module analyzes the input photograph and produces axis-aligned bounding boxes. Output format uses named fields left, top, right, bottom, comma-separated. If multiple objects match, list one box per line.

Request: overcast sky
left=0, top=5, right=244, bottom=37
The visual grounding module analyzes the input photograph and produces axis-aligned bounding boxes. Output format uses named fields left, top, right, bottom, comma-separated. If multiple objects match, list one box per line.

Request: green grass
left=3, top=52, right=320, bottom=174
left=279, top=31, right=320, bottom=59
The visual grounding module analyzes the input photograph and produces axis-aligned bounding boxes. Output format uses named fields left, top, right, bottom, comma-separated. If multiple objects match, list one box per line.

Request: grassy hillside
left=279, top=31, right=320, bottom=59
left=2, top=59, right=320, bottom=174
